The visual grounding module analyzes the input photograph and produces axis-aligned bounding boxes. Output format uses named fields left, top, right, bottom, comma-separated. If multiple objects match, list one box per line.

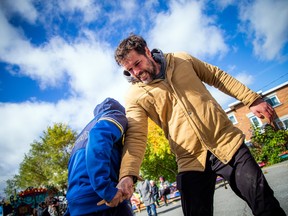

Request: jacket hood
left=123, top=70, right=139, bottom=84
left=93, top=97, right=125, bottom=117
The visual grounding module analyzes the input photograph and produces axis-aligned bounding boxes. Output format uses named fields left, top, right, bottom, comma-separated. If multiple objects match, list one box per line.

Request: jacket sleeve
left=85, top=118, right=124, bottom=202
left=187, top=54, right=261, bottom=107
left=119, top=96, right=148, bottom=180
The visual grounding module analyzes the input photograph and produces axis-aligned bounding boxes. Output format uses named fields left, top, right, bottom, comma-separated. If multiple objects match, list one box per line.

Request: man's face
left=121, top=49, right=159, bottom=84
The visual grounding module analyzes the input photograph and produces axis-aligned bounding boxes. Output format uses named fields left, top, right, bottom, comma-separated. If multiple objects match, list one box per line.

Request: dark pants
left=160, top=188, right=170, bottom=205
left=153, top=194, right=160, bottom=206
left=65, top=202, right=134, bottom=216
left=177, top=143, right=286, bottom=216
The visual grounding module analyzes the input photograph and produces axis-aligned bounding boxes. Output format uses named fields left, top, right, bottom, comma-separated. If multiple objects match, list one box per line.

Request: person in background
left=65, top=98, right=133, bottom=216
left=42, top=202, right=50, bottom=216
left=48, top=196, right=59, bottom=216
left=36, top=202, right=44, bottom=216
left=137, top=179, right=158, bottom=216
left=158, top=177, right=170, bottom=206
left=112, top=34, right=286, bottom=216
left=130, top=192, right=142, bottom=213
left=150, top=180, right=160, bottom=207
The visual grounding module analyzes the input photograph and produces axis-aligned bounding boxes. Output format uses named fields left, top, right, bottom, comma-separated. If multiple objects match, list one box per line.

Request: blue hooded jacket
left=66, top=98, right=128, bottom=215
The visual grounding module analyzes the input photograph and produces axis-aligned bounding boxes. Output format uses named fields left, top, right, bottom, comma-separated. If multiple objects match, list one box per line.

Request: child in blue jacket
left=65, top=98, right=133, bottom=216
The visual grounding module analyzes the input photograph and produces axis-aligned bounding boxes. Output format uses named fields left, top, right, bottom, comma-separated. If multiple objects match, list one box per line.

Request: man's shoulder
left=165, top=52, right=194, bottom=68
left=165, top=51, right=192, bottom=59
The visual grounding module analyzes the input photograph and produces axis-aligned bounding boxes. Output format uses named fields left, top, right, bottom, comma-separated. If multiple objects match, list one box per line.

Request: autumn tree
left=15, top=123, right=76, bottom=192
left=140, top=119, right=177, bottom=183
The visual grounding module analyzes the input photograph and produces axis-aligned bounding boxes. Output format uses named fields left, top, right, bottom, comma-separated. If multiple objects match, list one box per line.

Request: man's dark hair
left=114, top=34, right=147, bottom=66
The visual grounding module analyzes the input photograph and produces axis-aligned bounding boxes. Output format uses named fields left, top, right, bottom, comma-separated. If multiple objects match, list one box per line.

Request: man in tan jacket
left=107, top=34, right=285, bottom=216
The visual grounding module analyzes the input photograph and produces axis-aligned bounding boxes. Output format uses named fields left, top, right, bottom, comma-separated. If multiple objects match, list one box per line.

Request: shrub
left=250, top=125, right=288, bottom=165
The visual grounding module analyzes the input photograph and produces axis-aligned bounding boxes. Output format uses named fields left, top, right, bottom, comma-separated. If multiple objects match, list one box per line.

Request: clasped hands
left=97, top=176, right=134, bottom=207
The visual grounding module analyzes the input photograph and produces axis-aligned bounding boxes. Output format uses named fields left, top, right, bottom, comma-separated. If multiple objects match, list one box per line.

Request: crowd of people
left=0, top=195, right=66, bottom=216
left=130, top=176, right=181, bottom=215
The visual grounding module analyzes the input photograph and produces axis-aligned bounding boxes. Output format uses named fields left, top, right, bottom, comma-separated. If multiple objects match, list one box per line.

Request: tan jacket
left=119, top=52, right=260, bottom=179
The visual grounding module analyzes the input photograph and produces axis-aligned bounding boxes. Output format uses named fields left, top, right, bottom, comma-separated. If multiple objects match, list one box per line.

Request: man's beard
left=136, top=58, right=158, bottom=84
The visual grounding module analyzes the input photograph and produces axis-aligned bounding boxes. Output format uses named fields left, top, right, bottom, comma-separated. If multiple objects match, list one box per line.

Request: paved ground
left=135, top=160, right=288, bottom=216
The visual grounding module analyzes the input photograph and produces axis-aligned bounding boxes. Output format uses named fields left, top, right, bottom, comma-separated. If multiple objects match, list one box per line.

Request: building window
left=275, top=115, right=288, bottom=130
left=247, top=113, right=262, bottom=128
left=264, top=94, right=281, bottom=107
left=228, top=113, right=238, bottom=124
left=250, top=116, right=262, bottom=127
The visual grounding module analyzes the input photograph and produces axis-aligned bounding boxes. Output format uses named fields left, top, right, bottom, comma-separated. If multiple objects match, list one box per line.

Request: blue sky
left=0, top=0, right=288, bottom=196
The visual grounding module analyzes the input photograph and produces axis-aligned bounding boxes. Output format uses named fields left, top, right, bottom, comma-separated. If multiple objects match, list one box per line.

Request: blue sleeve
left=86, top=119, right=123, bottom=202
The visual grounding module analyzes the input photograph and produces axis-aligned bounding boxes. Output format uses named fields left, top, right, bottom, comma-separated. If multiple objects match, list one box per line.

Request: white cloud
left=0, top=0, right=38, bottom=24
left=0, top=104, right=47, bottom=188
left=214, top=0, right=236, bottom=11
left=0, top=9, right=65, bottom=87
left=239, top=0, right=288, bottom=61
left=0, top=101, right=57, bottom=185
left=148, top=0, right=228, bottom=59
left=58, top=0, right=101, bottom=23
left=234, top=72, right=254, bottom=86
left=0, top=11, right=128, bottom=98
left=120, top=0, right=137, bottom=17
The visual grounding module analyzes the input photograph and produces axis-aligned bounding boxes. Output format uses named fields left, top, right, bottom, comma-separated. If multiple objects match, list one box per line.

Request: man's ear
left=145, top=47, right=152, bottom=57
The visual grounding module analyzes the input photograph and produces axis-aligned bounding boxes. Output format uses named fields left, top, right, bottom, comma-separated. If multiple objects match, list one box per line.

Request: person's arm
left=192, top=54, right=275, bottom=123
left=115, top=97, right=148, bottom=201
left=189, top=55, right=261, bottom=107
left=86, top=118, right=124, bottom=203
left=148, top=181, right=153, bottom=194
left=119, top=98, right=148, bottom=179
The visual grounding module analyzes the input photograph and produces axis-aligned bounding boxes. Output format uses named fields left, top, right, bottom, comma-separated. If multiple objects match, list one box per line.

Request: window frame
left=275, top=115, right=288, bottom=130
left=227, top=113, right=238, bottom=125
left=263, top=93, right=281, bottom=108
left=247, top=112, right=263, bottom=128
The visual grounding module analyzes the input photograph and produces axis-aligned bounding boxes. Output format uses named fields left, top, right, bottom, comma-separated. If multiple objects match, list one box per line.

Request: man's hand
left=98, top=189, right=124, bottom=207
left=249, top=98, right=274, bottom=123
left=117, top=176, right=134, bottom=200
left=97, top=176, right=135, bottom=207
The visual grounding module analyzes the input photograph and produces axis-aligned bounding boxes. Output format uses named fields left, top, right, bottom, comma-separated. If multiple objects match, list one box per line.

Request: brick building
left=225, top=81, right=288, bottom=142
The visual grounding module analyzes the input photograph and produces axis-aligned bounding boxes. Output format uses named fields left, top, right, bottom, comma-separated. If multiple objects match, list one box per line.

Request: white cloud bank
left=239, top=0, right=288, bottom=61
left=149, top=0, right=228, bottom=58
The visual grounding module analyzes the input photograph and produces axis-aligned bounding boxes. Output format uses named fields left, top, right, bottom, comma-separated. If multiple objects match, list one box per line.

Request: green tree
left=16, top=123, right=77, bottom=191
left=4, top=178, right=19, bottom=198
left=140, top=119, right=177, bottom=183
left=250, top=125, right=288, bottom=165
